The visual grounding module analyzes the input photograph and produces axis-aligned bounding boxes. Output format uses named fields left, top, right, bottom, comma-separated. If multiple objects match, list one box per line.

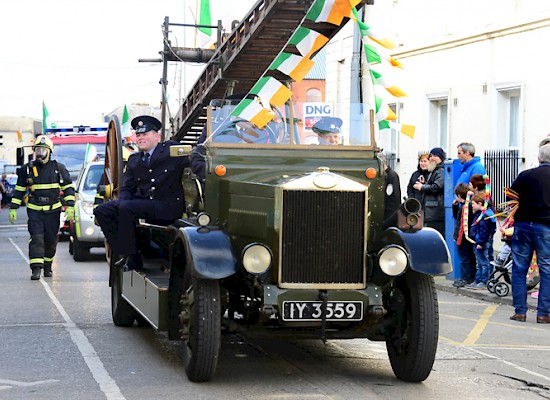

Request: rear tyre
left=180, top=267, right=221, bottom=382
left=111, top=259, right=137, bottom=327
left=385, top=271, right=439, bottom=382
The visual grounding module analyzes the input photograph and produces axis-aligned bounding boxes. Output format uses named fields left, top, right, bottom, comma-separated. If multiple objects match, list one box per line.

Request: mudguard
left=176, top=226, right=237, bottom=279
left=376, top=227, right=452, bottom=276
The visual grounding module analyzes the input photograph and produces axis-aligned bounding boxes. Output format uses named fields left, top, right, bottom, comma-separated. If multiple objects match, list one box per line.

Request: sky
left=0, top=0, right=256, bottom=126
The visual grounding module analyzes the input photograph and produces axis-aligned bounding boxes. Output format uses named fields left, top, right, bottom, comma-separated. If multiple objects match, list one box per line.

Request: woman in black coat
left=407, top=152, right=429, bottom=203
left=413, top=147, right=446, bottom=236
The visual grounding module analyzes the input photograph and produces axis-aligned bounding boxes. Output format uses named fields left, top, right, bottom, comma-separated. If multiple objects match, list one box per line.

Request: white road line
left=9, top=237, right=126, bottom=400
left=466, top=346, right=550, bottom=382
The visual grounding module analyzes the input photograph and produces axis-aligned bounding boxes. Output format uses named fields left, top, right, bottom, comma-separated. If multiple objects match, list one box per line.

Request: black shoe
left=31, top=267, right=41, bottom=280
left=43, top=265, right=52, bottom=277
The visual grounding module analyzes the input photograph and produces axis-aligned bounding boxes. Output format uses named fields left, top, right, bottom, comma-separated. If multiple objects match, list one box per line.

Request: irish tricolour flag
left=250, top=77, right=292, bottom=108
left=288, top=27, right=329, bottom=59
left=269, top=53, right=315, bottom=83
left=306, top=0, right=361, bottom=26
left=231, top=99, right=274, bottom=129
left=196, top=0, right=212, bottom=47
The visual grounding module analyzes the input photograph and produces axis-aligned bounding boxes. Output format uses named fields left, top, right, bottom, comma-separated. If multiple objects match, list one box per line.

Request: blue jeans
left=473, top=242, right=492, bottom=284
left=511, top=222, right=550, bottom=317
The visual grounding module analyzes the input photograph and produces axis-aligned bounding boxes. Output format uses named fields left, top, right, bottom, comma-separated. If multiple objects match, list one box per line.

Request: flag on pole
left=121, top=105, right=130, bottom=138
left=269, top=53, right=315, bottom=83
left=42, top=101, right=50, bottom=133
left=197, top=0, right=212, bottom=47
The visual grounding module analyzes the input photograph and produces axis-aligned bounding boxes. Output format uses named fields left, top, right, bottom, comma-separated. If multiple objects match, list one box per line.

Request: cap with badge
left=312, top=117, right=342, bottom=135
left=131, top=115, right=162, bottom=134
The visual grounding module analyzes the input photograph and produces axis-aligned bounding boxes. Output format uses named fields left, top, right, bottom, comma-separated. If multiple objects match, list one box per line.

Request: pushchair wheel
left=487, top=279, right=498, bottom=293
left=495, top=282, right=510, bottom=297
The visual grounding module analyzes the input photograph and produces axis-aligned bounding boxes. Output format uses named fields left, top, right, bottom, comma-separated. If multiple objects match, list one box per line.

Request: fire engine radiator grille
left=280, top=190, right=365, bottom=286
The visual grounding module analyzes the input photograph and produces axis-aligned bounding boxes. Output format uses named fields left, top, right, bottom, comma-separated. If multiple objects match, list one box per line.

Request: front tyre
left=180, top=268, right=221, bottom=382
left=385, top=271, right=439, bottom=382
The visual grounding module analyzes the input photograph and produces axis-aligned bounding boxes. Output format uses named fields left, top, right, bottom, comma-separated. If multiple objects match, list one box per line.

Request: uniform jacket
left=10, top=160, right=75, bottom=213
left=421, top=162, right=445, bottom=223
left=469, top=208, right=496, bottom=246
left=456, top=156, right=486, bottom=185
left=121, top=140, right=189, bottom=203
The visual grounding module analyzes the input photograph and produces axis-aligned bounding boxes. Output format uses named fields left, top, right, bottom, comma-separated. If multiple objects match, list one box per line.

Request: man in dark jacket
left=413, top=147, right=445, bottom=236
left=94, top=116, right=190, bottom=270
left=509, top=143, right=550, bottom=323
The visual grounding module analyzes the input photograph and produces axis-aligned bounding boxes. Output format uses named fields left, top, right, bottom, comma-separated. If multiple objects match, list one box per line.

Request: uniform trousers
left=94, top=199, right=182, bottom=257
left=27, top=208, right=60, bottom=271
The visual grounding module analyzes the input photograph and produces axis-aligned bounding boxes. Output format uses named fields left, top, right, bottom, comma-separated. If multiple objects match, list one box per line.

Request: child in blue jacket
left=467, top=194, right=497, bottom=289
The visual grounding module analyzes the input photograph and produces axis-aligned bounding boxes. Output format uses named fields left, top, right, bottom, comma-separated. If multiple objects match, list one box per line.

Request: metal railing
left=483, top=149, right=520, bottom=209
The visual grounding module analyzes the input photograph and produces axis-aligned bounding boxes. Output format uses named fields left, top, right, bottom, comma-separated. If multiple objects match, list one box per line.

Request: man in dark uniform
left=93, top=115, right=190, bottom=270
left=9, top=135, right=75, bottom=280
left=307, top=117, right=342, bottom=145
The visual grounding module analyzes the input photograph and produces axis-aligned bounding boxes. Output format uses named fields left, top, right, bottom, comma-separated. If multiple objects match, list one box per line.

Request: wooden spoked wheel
left=104, top=115, right=124, bottom=201
left=103, top=115, right=124, bottom=267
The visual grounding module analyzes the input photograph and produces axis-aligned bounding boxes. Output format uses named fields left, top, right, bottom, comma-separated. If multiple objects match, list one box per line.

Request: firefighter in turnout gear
left=9, top=135, right=76, bottom=280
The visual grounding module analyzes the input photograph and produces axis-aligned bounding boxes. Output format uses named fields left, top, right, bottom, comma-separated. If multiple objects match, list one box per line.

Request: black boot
left=31, top=267, right=41, bottom=280
left=43, top=265, right=52, bottom=277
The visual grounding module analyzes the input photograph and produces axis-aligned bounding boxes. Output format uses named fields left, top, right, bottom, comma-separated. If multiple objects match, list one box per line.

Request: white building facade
left=327, top=0, right=550, bottom=191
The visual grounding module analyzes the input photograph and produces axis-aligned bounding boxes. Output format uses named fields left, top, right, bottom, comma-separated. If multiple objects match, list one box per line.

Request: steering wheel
left=213, top=118, right=277, bottom=144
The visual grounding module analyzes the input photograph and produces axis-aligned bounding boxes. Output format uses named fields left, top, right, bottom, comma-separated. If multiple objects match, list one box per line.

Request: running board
left=122, top=270, right=169, bottom=331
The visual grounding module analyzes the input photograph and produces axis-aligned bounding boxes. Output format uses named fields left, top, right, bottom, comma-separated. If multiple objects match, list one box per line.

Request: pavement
left=434, top=275, right=540, bottom=311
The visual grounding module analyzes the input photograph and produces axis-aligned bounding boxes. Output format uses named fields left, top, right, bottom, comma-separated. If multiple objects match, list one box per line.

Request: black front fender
left=375, top=227, right=452, bottom=276
left=176, top=226, right=237, bottom=280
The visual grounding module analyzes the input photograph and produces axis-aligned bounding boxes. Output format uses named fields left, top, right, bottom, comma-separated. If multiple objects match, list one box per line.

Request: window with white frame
left=427, top=95, right=449, bottom=152
left=496, top=86, right=521, bottom=148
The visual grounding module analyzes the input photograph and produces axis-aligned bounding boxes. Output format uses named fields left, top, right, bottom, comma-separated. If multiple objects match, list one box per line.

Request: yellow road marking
left=439, top=336, right=550, bottom=349
left=441, top=313, right=549, bottom=331
left=462, top=304, right=498, bottom=345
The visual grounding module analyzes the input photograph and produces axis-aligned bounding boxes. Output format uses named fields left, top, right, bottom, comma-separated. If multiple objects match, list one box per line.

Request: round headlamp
left=242, top=243, right=272, bottom=275
left=378, top=245, right=408, bottom=276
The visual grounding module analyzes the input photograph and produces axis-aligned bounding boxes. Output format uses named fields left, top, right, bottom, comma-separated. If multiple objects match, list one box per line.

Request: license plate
left=282, top=301, right=363, bottom=321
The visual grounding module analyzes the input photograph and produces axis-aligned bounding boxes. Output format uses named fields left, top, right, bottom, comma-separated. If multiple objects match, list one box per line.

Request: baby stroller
left=487, top=240, right=541, bottom=297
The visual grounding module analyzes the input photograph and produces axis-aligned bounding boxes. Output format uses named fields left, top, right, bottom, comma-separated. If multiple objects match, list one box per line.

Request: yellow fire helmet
left=33, top=135, right=54, bottom=164
left=33, top=135, right=54, bottom=153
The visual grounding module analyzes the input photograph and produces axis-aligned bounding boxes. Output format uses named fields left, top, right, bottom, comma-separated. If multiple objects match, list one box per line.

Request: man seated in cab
left=304, top=117, right=342, bottom=145
left=93, top=115, right=190, bottom=270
